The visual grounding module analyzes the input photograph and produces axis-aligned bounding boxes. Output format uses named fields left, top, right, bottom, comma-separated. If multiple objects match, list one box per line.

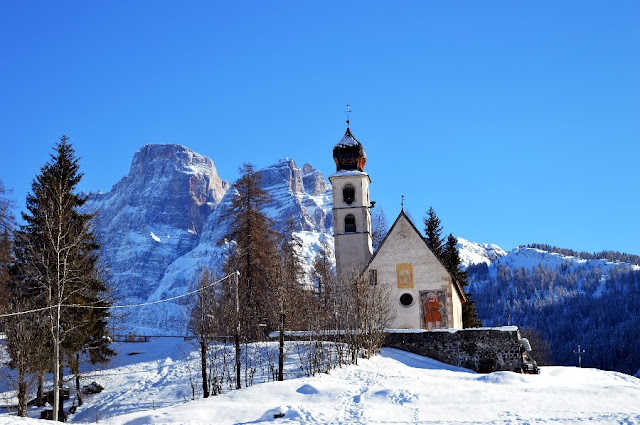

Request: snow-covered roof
left=329, top=169, right=369, bottom=179
left=334, top=127, right=361, bottom=149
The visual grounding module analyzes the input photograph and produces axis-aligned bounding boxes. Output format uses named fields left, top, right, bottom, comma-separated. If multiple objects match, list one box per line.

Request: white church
left=330, top=125, right=466, bottom=330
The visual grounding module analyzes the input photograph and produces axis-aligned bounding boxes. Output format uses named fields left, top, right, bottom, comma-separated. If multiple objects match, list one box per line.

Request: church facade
left=330, top=126, right=465, bottom=330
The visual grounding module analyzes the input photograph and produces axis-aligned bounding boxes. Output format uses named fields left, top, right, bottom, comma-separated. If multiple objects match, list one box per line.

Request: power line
left=0, top=271, right=239, bottom=318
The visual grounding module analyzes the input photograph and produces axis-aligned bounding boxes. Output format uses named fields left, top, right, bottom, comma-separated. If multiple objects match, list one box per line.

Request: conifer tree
left=423, top=206, right=444, bottom=257
left=9, top=136, right=113, bottom=420
left=222, top=163, right=278, bottom=342
left=442, top=233, right=482, bottom=328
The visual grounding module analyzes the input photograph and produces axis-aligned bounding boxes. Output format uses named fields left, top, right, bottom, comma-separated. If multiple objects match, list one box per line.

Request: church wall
left=367, top=215, right=463, bottom=329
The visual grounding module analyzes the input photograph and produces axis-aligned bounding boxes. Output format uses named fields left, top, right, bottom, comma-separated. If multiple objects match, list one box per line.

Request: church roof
left=333, top=127, right=367, bottom=172
left=364, top=210, right=467, bottom=303
left=334, top=127, right=361, bottom=148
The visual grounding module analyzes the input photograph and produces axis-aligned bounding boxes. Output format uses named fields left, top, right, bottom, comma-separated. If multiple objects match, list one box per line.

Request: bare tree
left=0, top=179, right=15, bottom=312
left=371, top=207, right=388, bottom=253
left=272, top=219, right=305, bottom=381
left=188, top=269, right=219, bottom=398
left=312, top=238, right=334, bottom=307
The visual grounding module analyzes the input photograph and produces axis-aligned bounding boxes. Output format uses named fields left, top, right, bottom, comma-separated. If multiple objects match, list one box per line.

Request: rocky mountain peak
left=302, top=163, right=328, bottom=196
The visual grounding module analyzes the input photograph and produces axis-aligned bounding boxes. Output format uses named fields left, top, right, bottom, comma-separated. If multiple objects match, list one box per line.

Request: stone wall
left=384, top=327, right=525, bottom=373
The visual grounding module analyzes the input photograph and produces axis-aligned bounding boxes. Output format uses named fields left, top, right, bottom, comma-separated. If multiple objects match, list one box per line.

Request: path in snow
left=2, top=340, right=640, bottom=424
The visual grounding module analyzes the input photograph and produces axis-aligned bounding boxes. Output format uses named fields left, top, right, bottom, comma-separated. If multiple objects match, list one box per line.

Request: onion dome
left=333, top=127, right=367, bottom=172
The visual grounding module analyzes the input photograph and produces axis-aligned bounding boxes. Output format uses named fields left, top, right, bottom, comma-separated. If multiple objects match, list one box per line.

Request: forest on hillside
left=468, top=262, right=640, bottom=375
left=526, top=243, right=640, bottom=266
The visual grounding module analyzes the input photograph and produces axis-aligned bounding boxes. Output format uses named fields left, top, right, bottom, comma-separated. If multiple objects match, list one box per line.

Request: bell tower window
left=343, top=184, right=355, bottom=205
left=344, top=215, right=356, bottom=233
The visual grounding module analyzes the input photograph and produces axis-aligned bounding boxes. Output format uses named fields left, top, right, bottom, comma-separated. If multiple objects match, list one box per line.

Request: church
left=330, top=125, right=466, bottom=330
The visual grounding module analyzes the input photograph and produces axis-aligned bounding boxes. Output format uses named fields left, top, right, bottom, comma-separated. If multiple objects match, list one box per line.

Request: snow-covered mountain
left=83, top=144, right=228, bottom=307
left=456, top=237, right=507, bottom=267
left=465, top=243, right=640, bottom=374
left=84, top=143, right=639, bottom=378
left=85, top=146, right=333, bottom=333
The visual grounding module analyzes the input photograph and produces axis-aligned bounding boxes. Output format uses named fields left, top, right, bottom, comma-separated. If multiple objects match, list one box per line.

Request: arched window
left=343, top=184, right=355, bottom=205
left=344, top=215, right=356, bottom=233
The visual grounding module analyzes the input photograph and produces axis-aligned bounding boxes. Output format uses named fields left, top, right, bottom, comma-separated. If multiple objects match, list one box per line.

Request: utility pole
left=278, top=297, right=285, bottom=381
left=234, top=270, right=241, bottom=389
left=573, top=344, right=585, bottom=368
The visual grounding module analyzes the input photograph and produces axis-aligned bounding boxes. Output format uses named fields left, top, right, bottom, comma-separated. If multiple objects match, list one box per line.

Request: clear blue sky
left=1, top=1, right=638, bottom=255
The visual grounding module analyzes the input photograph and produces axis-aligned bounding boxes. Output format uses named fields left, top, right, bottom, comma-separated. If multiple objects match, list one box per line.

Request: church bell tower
left=329, top=124, right=373, bottom=277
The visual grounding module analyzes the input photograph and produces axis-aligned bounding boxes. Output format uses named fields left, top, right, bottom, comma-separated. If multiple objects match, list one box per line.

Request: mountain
left=149, top=158, right=333, bottom=332
left=83, top=144, right=639, bottom=375
left=84, top=144, right=227, bottom=306
left=456, top=237, right=507, bottom=267
left=465, top=244, right=640, bottom=375
left=85, top=147, right=332, bottom=334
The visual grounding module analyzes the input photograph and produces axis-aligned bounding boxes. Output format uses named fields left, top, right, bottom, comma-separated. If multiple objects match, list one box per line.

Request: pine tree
left=9, top=136, right=113, bottom=420
left=423, top=206, right=444, bottom=257
left=442, top=233, right=482, bottom=328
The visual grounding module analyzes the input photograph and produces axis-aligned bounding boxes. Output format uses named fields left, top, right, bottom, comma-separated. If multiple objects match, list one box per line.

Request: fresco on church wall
left=396, top=263, right=413, bottom=288
left=420, top=290, right=447, bottom=329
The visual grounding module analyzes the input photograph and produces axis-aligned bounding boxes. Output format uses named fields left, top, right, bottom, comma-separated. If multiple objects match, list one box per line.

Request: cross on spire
left=345, top=104, right=351, bottom=128
left=401, top=195, right=405, bottom=212
left=573, top=345, right=586, bottom=368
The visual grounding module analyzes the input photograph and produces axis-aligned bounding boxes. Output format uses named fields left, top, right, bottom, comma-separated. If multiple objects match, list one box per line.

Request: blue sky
left=1, top=1, right=638, bottom=255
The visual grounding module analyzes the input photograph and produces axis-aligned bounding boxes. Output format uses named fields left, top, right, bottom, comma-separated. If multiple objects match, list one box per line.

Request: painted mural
left=420, top=290, right=447, bottom=329
left=396, top=263, right=413, bottom=288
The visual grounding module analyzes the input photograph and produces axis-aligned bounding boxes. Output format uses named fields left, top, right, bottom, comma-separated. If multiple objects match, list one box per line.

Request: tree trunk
left=37, top=372, right=45, bottom=407
left=234, top=272, right=241, bottom=389
left=200, top=339, right=209, bottom=398
left=278, top=307, right=285, bottom=381
left=74, top=352, right=83, bottom=406
left=52, top=304, right=61, bottom=422
left=17, top=368, right=27, bottom=416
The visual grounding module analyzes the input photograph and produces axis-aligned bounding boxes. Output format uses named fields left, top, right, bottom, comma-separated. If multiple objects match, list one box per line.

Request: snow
left=334, top=133, right=359, bottom=148
left=329, top=169, right=369, bottom=178
left=2, top=339, right=639, bottom=424
left=456, top=237, right=507, bottom=267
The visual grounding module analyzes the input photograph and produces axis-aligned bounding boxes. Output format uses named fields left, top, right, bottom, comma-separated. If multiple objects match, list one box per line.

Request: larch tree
left=222, top=163, right=278, bottom=341
left=10, top=136, right=113, bottom=421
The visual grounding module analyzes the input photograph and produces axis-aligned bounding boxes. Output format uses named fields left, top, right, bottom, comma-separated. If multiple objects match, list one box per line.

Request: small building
left=330, top=125, right=465, bottom=329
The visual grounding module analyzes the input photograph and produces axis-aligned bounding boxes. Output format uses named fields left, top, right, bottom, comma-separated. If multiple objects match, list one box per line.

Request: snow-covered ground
left=2, top=338, right=640, bottom=424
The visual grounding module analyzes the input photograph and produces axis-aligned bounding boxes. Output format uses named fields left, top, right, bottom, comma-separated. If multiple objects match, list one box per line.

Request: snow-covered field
left=2, top=338, right=640, bottom=424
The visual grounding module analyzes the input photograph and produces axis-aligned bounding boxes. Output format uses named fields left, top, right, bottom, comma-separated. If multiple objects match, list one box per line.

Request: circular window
left=399, top=293, right=414, bottom=307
